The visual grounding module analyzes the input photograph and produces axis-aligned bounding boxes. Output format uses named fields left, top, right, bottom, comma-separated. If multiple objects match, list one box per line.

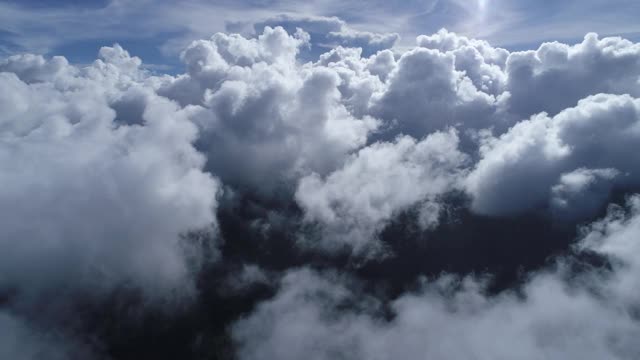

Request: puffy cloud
left=0, top=43, right=221, bottom=358
left=157, top=28, right=640, bottom=204
left=580, top=195, right=640, bottom=304
left=369, top=30, right=640, bottom=141
left=0, top=53, right=73, bottom=84
left=369, top=43, right=501, bottom=140
left=4, top=24, right=640, bottom=358
left=233, top=196, right=640, bottom=360
left=505, top=33, right=640, bottom=118
left=295, top=130, right=467, bottom=257
left=160, top=27, right=378, bottom=196
left=159, top=26, right=309, bottom=106
left=467, top=94, right=640, bottom=218
left=417, top=29, right=508, bottom=96
left=253, top=15, right=399, bottom=58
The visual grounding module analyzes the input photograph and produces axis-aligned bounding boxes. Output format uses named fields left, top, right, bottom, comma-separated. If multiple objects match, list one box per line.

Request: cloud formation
left=233, top=196, right=640, bottom=360
left=467, top=94, right=640, bottom=218
left=296, top=130, right=467, bottom=257
left=160, top=27, right=377, bottom=195
left=0, top=43, right=220, bottom=356
left=3, top=19, right=640, bottom=359
left=253, top=15, right=399, bottom=58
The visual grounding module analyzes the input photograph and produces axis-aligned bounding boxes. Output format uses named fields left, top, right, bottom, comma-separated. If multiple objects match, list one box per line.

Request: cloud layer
left=2, top=20, right=640, bottom=359
left=233, top=197, right=640, bottom=360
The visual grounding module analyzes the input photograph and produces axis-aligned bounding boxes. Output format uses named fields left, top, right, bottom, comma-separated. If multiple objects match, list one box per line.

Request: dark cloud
left=233, top=197, right=640, bottom=360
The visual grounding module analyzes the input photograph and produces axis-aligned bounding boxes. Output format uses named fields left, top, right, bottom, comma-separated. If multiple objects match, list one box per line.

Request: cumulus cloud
left=368, top=44, right=500, bottom=139
left=467, top=94, right=640, bottom=218
left=296, top=130, right=467, bottom=257
left=160, top=26, right=378, bottom=195
left=0, top=43, right=221, bottom=356
left=369, top=30, right=640, bottom=141
left=505, top=33, right=640, bottom=118
left=253, top=15, right=399, bottom=58
left=4, top=20, right=640, bottom=358
left=417, top=29, right=509, bottom=96
left=157, top=28, right=640, bottom=208
left=153, top=27, right=640, bottom=256
left=1, top=46, right=220, bottom=297
left=233, top=196, right=640, bottom=360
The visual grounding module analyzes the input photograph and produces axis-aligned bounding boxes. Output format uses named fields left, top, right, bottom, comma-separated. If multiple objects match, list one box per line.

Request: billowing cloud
left=369, top=44, right=499, bottom=139
left=505, top=33, right=640, bottom=118
left=417, top=29, right=509, bottom=96
left=253, top=15, right=399, bottom=58
left=155, top=27, right=640, bottom=255
left=467, top=94, right=640, bottom=218
left=0, top=43, right=220, bottom=356
left=233, top=196, right=640, bottom=360
left=296, top=130, right=467, bottom=257
left=3, top=17, right=640, bottom=359
left=160, top=26, right=378, bottom=195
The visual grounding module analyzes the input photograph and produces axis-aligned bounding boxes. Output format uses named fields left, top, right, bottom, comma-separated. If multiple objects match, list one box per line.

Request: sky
left=2, top=1, right=640, bottom=359
left=2, top=0, right=640, bottom=66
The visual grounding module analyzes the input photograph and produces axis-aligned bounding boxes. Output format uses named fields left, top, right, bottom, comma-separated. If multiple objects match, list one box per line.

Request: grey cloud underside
left=2, top=23, right=640, bottom=359
left=233, top=197, right=640, bottom=360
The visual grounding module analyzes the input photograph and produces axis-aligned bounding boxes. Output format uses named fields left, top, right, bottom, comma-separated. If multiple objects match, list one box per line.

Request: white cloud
left=0, top=45, right=220, bottom=310
left=417, top=29, right=508, bottom=96
left=160, top=27, right=378, bottom=195
left=295, top=130, right=467, bottom=257
left=505, top=33, right=640, bottom=118
left=3, top=22, right=640, bottom=358
left=252, top=14, right=399, bottom=58
left=369, top=44, right=500, bottom=139
left=467, top=94, right=640, bottom=218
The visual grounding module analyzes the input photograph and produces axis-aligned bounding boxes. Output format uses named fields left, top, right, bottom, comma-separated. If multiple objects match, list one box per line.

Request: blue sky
left=2, top=0, right=640, bottom=67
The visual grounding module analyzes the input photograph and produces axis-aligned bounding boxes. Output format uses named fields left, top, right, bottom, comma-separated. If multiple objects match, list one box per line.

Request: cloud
left=295, top=129, right=468, bottom=257
left=233, top=195, right=640, bottom=360
left=154, top=27, right=640, bottom=256
left=505, top=33, right=640, bottom=118
left=369, top=43, right=500, bottom=140
left=0, top=43, right=221, bottom=356
left=160, top=26, right=378, bottom=196
left=467, top=94, right=640, bottom=218
left=253, top=14, right=399, bottom=58
left=417, top=29, right=508, bottom=96
left=4, top=21, right=640, bottom=358
left=2, top=0, right=639, bottom=63
left=551, top=168, right=620, bottom=220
